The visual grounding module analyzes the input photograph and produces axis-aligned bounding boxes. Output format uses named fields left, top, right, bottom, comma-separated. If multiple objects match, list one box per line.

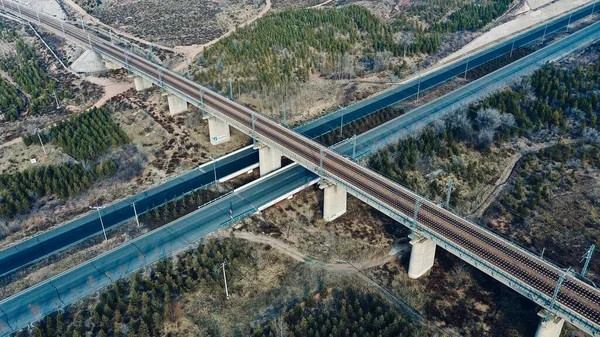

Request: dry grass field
left=73, top=0, right=264, bottom=47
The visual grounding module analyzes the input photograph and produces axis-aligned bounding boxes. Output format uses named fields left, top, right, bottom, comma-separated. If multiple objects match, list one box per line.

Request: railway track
left=2, top=1, right=599, bottom=333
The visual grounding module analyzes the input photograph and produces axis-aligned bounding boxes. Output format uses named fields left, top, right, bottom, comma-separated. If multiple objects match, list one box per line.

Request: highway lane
left=0, top=165, right=318, bottom=336
left=335, top=18, right=600, bottom=157
left=3, top=0, right=591, bottom=279
left=0, top=146, right=257, bottom=277
left=2, top=2, right=600, bottom=333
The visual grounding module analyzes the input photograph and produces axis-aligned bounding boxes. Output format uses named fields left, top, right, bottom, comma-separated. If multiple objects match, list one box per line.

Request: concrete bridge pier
left=535, top=311, right=564, bottom=337
left=134, top=76, right=153, bottom=91
left=166, top=94, right=188, bottom=116
left=255, top=143, right=282, bottom=176
left=408, top=232, right=436, bottom=279
left=319, top=180, right=347, bottom=221
left=204, top=115, right=231, bottom=145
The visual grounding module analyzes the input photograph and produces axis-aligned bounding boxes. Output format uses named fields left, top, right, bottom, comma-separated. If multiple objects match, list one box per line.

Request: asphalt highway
left=1, top=1, right=597, bottom=279
left=0, top=164, right=318, bottom=336
left=0, top=146, right=258, bottom=277
left=335, top=18, right=600, bottom=158
left=1, top=2, right=600, bottom=335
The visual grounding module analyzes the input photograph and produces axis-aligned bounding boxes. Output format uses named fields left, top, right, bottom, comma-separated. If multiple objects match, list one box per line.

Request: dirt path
left=0, top=137, right=22, bottom=149
left=470, top=153, right=521, bottom=217
left=218, top=231, right=397, bottom=273
left=470, top=139, right=579, bottom=217
left=172, top=0, right=272, bottom=72
left=310, top=0, right=336, bottom=9
left=60, top=0, right=177, bottom=53
left=219, top=230, right=451, bottom=332
left=84, top=76, right=134, bottom=108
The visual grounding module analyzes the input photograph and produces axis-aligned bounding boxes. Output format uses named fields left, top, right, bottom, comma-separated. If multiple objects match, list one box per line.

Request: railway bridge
left=1, top=2, right=599, bottom=336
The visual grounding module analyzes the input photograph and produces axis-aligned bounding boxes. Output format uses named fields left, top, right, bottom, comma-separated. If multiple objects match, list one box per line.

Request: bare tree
left=270, top=315, right=290, bottom=337
left=477, top=128, right=495, bottom=150
left=446, top=110, right=472, bottom=142
left=475, top=108, right=502, bottom=131
left=583, top=127, right=600, bottom=143
left=499, top=112, right=516, bottom=130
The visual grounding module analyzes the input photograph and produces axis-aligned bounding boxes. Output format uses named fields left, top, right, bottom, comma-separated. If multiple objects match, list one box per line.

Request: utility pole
left=510, top=36, right=515, bottom=58
left=541, top=23, right=548, bottom=44
left=132, top=203, right=140, bottom=227
left=37, top=130, right=47, bottom=155
left=53, top=91, right=60, bottom=109
left=566, top=12, right=573, bottom=32
left=281, top=103, right=287, bottom=126
left=339, top=105, right=345, bottom=137
left=87, top=33, right=93, bottom=50
left=209, top=156, right=218, bottom=191
left=89, top=205, right=108, bottom=241
left=352, top=134, right=357, bottom=160
left=199, top=88, right=205, bottom=110
left=157, top=67, right=163, bottom=88
left=413, top=198, right=421, bottom=227
left=416, top=75, right=422, bottom=102
left=319, top=149, right=324, bottom=174
left=319, top=149, right=325, bottom=184
left=581, top=244, right=596, bottom=278
left=545, top=268, right=570, bottom=321
left=228, top=79, right=233, bottom=100
left=251, top=111, right=256, bottom=146
left=445, top=179, right=454, bottom=209
left=222, top=262, right=230, bottom=300
left=463, top=61, right=469, bottom=79
left=124, top=51, right=130, bottom=71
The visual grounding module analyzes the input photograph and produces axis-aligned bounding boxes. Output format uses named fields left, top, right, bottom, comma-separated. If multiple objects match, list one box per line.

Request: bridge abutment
left=167, top=94, right=188, bottom=116
left=205, top=116, right=231, bottom=145
left=104, top=60, right=123, bottom=70
left=255, top=143, right=282, bottom=176
left=535, top=311, right=564, bottom=337
left=71, top=50, right=106, bottom=73
left=408, top=232, right=436, bottom=279
left=319, top=180, right=347, bottom=221
left=134, top=76, right=153, bottom=91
